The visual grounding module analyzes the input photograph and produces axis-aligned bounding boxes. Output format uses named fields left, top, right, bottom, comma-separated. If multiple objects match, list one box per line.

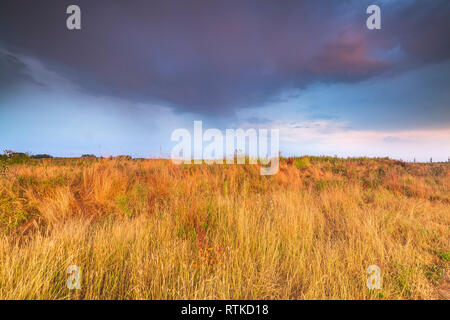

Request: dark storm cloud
left=1, top=0, right=449, bottom=113
left=0, top=49, right=40, bottom=93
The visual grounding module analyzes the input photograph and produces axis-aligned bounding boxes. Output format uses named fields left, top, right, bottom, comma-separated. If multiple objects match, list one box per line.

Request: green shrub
left=439, top=251, right=450, bottom=262
left=116, top=195, right=133, bottom=217
left=293, top=157, right=311, bottom=170
left=315, top=180, right=329, bottom=191
left=2, top=150, right=31, bottom=165
left=0, top=157, right=7, bottom=176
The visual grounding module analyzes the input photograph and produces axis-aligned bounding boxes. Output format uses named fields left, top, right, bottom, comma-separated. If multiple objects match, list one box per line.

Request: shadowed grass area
left=0, top=157, right=448, bottom=299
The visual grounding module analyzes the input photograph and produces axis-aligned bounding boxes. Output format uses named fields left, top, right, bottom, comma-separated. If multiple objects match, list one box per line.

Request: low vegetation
left=0, top=154, right=448, bottom=299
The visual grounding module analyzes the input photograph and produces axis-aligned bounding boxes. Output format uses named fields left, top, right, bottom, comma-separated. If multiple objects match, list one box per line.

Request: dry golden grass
left=0, top=157, right=448, bottom=299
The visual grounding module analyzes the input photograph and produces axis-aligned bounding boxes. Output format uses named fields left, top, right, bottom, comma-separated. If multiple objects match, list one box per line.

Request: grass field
left=0, top=155, right=448, bottom=299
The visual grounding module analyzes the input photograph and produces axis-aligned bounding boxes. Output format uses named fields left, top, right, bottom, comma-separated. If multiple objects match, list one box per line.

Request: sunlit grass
left=0, top=157, right=448, bottom=299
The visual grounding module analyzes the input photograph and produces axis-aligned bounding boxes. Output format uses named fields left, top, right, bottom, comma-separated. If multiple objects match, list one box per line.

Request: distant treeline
left=1, top=150, right=449, bottom=163
left=1, top=150, right=135, bottom=161
left=1, top=150, right=53, bottom=159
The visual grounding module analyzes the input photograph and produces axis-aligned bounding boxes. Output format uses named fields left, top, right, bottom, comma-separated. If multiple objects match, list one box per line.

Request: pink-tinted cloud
left=0, top=0, right=449, bottom=114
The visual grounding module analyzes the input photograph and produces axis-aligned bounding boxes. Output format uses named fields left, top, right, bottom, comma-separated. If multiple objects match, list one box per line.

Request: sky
left=0, top=0, right=449, bottom=161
